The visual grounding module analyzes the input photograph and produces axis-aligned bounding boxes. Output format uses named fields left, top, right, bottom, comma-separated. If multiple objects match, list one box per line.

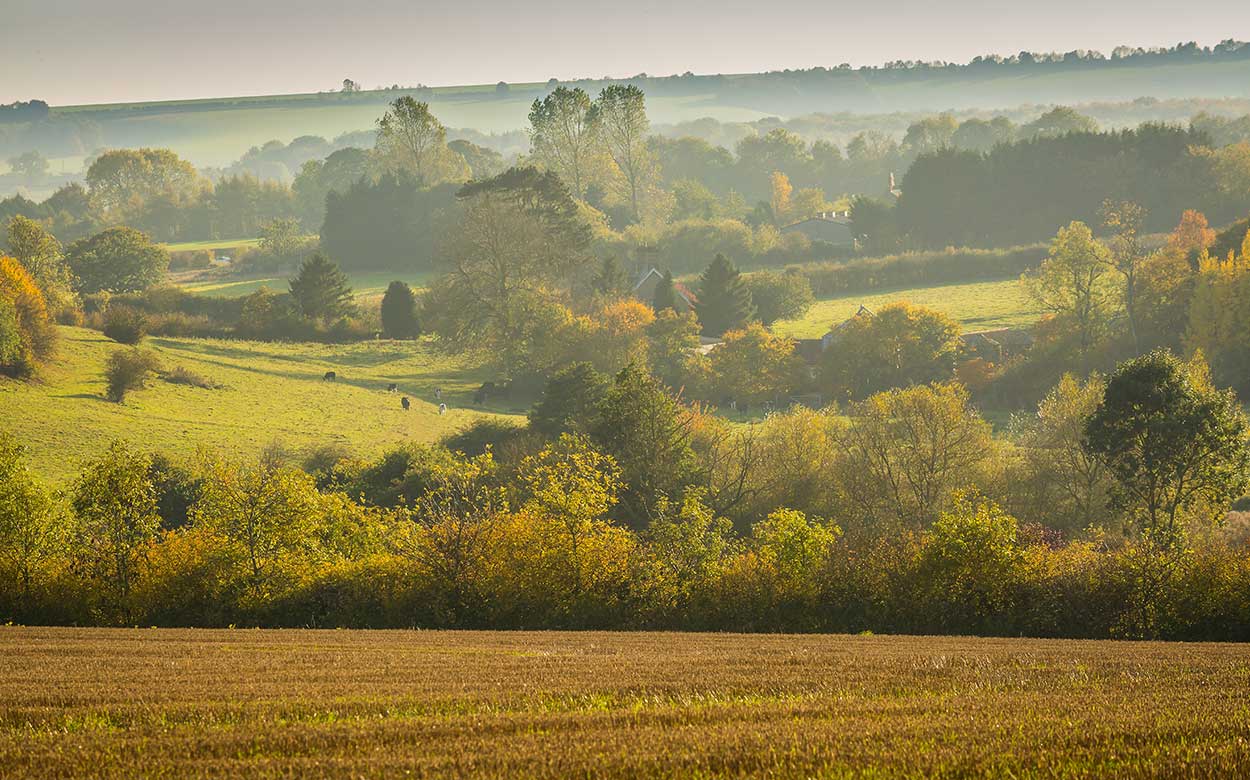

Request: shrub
left=742, top=270, right=814, bottom=325
left=101, top=305, right=148, bottom=344
left=167, top=250, right=213, bottom=271
left=161, top=365, right=222, bottom=390
left=105, top=348, right=161, bottom=402
left=0, top=254, right=56, bottom=377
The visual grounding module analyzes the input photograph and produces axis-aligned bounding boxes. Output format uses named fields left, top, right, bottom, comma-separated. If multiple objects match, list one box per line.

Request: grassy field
left=0, top=327, right=523, bottom=482
left=773, top=277, right=1043, bottom=338
left=1, top=627, right=1247, bottom=778
left=164, top=238, right=262, bottom=253
left=175, top=270, right=437, bottom=301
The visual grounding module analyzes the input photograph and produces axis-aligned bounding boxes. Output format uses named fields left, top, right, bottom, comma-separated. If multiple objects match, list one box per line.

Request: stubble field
left=1, top=627, right=1248, bottom=778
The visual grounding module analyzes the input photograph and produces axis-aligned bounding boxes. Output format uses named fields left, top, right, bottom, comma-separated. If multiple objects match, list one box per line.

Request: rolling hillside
left=0, top=328, right=523, bottom=482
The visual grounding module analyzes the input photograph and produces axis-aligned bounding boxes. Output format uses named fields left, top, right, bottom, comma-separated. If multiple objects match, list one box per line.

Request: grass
left=773, top=277, right=1043, bottom=338
left=164, top=238, right=261, bottom=253
left=176, top=270, right=437, bottom=301
left=0, top=327, right=523, bottom=482
left=1, top=627, right=1248, bottom=778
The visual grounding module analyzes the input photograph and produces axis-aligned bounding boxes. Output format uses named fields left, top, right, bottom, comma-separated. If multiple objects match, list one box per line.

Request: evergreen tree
left=694, top=254, right=755, bottom=336
left=288, top=253, right=354, bottom=322
left=592, top=255, right=629, bottom=297
left=652, top=270, right=677, bottom=313
left=529, top=362, right=610, bottom=437
left=380, top=281, right=420, bottom=339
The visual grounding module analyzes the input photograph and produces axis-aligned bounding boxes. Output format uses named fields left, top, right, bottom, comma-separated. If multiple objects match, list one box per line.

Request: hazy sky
left=3, top=0, right=1248, bottom=105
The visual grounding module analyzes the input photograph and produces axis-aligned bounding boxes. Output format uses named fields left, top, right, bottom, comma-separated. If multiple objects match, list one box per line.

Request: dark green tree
left=694, top=254, right=755, bottom=337
left=591, top=255, right=628, bottom=297
left=288, top=253, right=354, bottom=322
left=380, top=281, right=420, bottom=339
left=591, top=363, right=699, bottom=525
left=1084, top=351, right=1250, bottom=547
left=529, top=362, right=610, bottom=437
left=652, top=270, right=677, bottom=313
left=65, top=227, right=168, bottom=294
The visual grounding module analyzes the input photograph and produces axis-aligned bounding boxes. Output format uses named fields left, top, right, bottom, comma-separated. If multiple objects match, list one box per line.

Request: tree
left=66, top=227, right=169, bottom=294
left=706, top=323, right=803, bottom=406
left=1023, top=221, right=1117, bottom=356
left=7, top=151, right=49, bottom=184
left=191, top=455, right=321, bottom=593
left=85, top=148, right=202, bottom=224
left=695, top=254, right=755, bottom=337
left=374, top=97, right=466, bottom=185
left=1102, top=200, right=1147, bottom=353
left=1022, top=106, right=1098, bottom=138
left=0, top=254, right=55, bottom=378
left=528, top=87, right=604, bottom=199
left=425, top=167, right=592, bottom=373
left=288, top=253, right=354, bottom=322
left=71, top=441, right=160, bottom=623
left=594, top=85, right=657, bottom=223
left=836, top=383, right=993, bottom=528
left=1084, top=351, right=1250, bottom=548
left=743, top=270, right=814, bottom=325
left=821, top=302, right=960, bottom=400
left=380, top=280, right=420, bottom=338
left=769, top=171, right=793, bottom=223
left=4, top=215, right=71, bottom=309
left=292, top=147, right=371, bottom=230
left=529, top=361, right=610, bottom=437
left=0, top=433, right=63, bottom=606
left=1012, top=374, right=1115, bottom=534
left=652, top=269, right=676, bottom=313
left=258, top=217, right=304, bottom=258
left=591, top=363, right=699, bottom=524
left=591, top=255, right=628, bottom=297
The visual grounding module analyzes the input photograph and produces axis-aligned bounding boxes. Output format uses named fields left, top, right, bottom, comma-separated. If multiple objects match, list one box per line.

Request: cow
left=386, top=383, right=398, bottom=393
left=473, top=384, right=490, bottom=405
left=434, top=387, right=442, bottom=400
left=323, top=371, right=337, bottom=382
left=401, top=397, right=411, bottom=410
left=438, top=403, right=447, bottom=415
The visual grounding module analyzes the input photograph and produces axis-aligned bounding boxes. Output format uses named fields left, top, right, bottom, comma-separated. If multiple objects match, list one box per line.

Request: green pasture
left=772, top=277, right=1043, bottom=338
left=0, top=327, right=523, bottom=482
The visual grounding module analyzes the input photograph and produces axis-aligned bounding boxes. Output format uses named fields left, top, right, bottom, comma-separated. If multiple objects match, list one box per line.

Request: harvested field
left=1, top=627, right=1248, bottom=778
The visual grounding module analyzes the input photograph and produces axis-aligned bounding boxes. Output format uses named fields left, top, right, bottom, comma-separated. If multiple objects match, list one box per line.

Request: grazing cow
left=434, top=387, right=442, bottom=400
left=386, top=383, right=398, bottom=393
left=401, top=397, right=411, bottom=410
left=438, top=403, right=447, bottom=415
left=323, top=371, right=337, bottom=382
left=473, top=386, right=488, bottom=405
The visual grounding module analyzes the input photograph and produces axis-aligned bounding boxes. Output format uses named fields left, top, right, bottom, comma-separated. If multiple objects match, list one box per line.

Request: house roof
left=633, top=267, right=698, bottom=305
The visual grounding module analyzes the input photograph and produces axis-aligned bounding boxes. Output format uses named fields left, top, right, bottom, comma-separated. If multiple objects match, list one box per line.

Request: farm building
left=960, top=328, right=1034, bottom=362
left=780, top=211, right=855, bottom=247
left=632, top=268, right=698, bottom=313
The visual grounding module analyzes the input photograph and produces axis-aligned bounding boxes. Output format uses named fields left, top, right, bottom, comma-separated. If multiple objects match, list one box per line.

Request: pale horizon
left=4, top=0, right=1248, bottom=105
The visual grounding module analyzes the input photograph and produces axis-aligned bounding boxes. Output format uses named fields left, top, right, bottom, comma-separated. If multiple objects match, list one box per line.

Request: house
left=632, top=268, right=697, bottom=313
left=794, top=305, right=874, bottom=371
left=780, top=211, right=855, bottom=247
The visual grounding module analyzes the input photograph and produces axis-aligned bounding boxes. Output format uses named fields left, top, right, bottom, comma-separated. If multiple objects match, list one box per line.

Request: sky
left=3, top=0, right=1249, bottom=105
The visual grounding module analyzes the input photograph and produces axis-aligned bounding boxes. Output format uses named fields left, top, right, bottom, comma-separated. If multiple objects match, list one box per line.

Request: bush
left=161, top=365, right=222, bottom=390
left=167, top=249, right=213, bottom=271
left=743, top=270, right=814, bottom=325
left=101, top=305, right=148, bottom=344
left=788, top=244, right=1046, bottom=298
left=105, top=347, right=161, bottom=402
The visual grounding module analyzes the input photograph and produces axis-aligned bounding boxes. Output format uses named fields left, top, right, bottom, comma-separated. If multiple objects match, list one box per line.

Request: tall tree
left=288, top=253, right=354, bottom=322
left=695, top=254, right=755, bottom=337
left=528, top=87, right=603, bottom=199
left=594, top=85, right=656, bottom=223
left=652, top=270, right=677, bottom=313
left=1084, top=350, right=1250, bottom=548
left=3, top=216, right=71, bottom=309
left=84, top=148, right=202, bottom=225
left=591, top=255, right=628, bottom=298
left=1102, top=200, right=1147, bottom=354
left=1023, top=221, right=1117, bottom=356
left=65, top=227, right=168, bottom=294
left=380, top=280, right=420, bottom=339
left=425, top=167, right=592, bottom=373
left=374, top=98, right=466, bottom=186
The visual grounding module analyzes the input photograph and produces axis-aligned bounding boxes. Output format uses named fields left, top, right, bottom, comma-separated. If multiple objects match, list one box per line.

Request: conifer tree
left=652, top=270, right=677, bottom=313
left=380, top=281, right=420, bottom=338
left=694, top=254, right=755, bottom=336
left=289, top=253, right=354, bottom=322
